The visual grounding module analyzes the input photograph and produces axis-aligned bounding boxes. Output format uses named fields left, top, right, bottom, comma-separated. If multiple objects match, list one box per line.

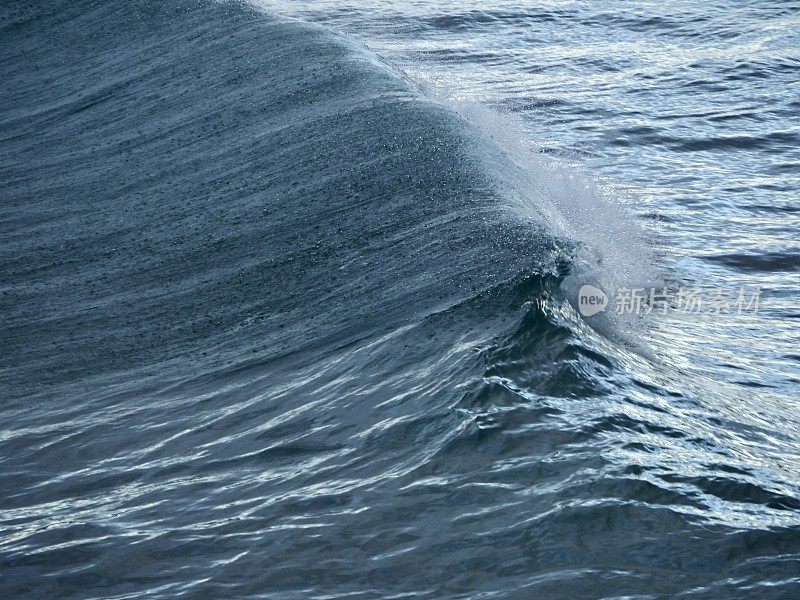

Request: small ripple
left=702, top=251, right=800, bottom=273
left=671, top=131, right=800, bottom=153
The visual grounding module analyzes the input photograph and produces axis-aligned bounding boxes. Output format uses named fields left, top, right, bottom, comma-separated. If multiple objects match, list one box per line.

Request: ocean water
left=1, top=0, right=799, bottom=597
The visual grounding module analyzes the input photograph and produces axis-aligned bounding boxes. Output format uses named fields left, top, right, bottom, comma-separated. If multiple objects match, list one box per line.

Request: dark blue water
left=1, top=0, right=799, bottom=598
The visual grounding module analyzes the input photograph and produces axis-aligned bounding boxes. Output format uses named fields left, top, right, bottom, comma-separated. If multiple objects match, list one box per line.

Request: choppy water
left=1, top=0, right=799, bottom=598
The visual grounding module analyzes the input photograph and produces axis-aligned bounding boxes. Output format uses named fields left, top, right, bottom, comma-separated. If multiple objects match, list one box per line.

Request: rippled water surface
left=1, top=0, right=799, bottom=598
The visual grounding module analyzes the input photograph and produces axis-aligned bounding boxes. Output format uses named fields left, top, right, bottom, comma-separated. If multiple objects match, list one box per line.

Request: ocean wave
left=2, top=1, right=799, bottom=598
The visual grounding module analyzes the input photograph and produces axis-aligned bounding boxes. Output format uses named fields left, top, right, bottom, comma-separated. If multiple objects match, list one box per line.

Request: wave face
left=1, top=1, right=798, bottom=598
